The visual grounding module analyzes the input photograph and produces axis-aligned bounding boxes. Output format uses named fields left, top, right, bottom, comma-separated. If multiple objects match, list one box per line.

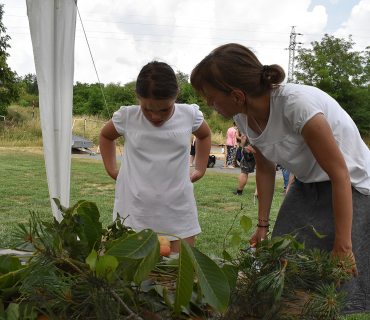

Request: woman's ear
left=231, top=90, right=246, bottom=105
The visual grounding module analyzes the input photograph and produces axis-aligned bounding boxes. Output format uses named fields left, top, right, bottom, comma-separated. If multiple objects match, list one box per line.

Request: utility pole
left=287, top=26, right=303, bottom=83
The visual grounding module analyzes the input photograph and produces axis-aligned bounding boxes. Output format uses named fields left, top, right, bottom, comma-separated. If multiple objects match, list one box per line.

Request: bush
left=19, top=93, right=39, bottom=108
left=20, top=99, right=28, bottom=107
left=205, top=111, right=234, bottom=138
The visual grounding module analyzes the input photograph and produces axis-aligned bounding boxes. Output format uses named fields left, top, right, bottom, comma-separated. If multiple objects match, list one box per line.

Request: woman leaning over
left=190, top=43, right=370, bottom=315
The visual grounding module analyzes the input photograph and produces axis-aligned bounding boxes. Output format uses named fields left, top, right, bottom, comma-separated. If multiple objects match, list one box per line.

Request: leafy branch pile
left=217, top=206, right=355, bottom=320
left=0, top=201, right=355, bottom=320
left=0, top=200, right=230, bottom=320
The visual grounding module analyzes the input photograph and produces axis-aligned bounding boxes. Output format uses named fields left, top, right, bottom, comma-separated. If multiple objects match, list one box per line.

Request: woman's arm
left=301, top=113, right=358, bottom=277
left=190, top=120, right=211, bottom=183
left=249, top=147, right=276, bottom=245
left=99, top=120, right=121, bottom=180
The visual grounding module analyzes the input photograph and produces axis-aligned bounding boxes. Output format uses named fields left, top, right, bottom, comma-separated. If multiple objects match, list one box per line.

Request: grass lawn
left=0, top=147, right=369, bottom=320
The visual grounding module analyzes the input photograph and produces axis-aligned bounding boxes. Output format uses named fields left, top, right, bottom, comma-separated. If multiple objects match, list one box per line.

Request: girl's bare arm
left=99, top=120, right=121, bottom=180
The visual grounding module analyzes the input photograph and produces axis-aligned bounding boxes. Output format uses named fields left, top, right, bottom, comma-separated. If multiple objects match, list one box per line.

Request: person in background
left=280, top=166, right=290, bottom=196
left=190, top=43, right=370, bottom=315
left=233, top=134, right=256, bottom=196
left=100, top=61, right=211, bottom=254
left=233, top=129, right=242, bottom=167
left=190, top=135, right=197, bottom=167
left=226, top=122, right=238, bottom=168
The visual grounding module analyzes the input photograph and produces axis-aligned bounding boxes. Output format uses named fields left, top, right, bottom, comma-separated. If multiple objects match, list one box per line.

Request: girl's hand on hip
left=109, top=169, right=119, bottom=180
left=190, top=169, right=205, bottom=183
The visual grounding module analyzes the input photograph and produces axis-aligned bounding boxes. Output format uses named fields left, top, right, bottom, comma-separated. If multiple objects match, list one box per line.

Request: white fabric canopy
left=27, top=0, right=77, bottom=221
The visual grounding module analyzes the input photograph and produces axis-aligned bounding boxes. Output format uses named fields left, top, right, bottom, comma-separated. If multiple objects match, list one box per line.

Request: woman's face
left=139, top=96, right=176, bottom=127
left=202, top=83, right=244, bottom=119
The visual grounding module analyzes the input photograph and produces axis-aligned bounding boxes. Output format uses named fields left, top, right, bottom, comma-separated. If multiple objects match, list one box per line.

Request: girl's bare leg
left=170, top=236, right=195, bottom=253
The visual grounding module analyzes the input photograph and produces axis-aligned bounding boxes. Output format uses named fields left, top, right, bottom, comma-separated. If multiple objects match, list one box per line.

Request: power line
left=6, top=11, right=370, bottom=35
left=7, top=31, right=370, bottom=51
left=8, top=25, right=370, bottom=41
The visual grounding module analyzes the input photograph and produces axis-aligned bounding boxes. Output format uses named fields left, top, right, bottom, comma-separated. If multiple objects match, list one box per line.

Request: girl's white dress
left=112, top=103, right=204, bottom=240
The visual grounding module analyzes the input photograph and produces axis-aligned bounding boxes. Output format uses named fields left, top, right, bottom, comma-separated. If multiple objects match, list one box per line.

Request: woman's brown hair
left=136, top=61, right=179, bottom=100
left=190, top=43, right=285, bottom=99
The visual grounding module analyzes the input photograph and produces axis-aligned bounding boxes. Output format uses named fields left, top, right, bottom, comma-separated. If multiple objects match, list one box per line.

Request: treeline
left=11, top=34, right=370, bottom=134
left=16, top=71, right=233, bottom=134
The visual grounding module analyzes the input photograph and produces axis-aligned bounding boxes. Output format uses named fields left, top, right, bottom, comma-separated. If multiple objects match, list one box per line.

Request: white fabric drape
left=27, top=0, right=77, bottom=221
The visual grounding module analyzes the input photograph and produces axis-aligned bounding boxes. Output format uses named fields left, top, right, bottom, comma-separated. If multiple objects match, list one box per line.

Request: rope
left=76, top=5, right=111, bottom=119
left=75, top=3, right=123, bottom=155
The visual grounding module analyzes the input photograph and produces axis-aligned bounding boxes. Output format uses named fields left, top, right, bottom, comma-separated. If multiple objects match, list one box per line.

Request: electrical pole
left=287, top=26, right=302, bottom=83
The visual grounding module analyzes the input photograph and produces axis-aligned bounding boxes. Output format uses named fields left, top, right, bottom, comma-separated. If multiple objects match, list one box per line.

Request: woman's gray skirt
left=272, top=178, right=370, bottom=315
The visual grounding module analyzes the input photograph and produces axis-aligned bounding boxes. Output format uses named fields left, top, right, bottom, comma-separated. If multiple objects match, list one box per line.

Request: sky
left=1, top=0, right=370, bottom=85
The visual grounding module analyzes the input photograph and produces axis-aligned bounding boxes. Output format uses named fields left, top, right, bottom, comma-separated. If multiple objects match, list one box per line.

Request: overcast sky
left=2, top=0, right=370, bottom=85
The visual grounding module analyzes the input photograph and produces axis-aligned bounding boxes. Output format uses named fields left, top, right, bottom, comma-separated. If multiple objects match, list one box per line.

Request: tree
left=82, top=84, right=105, bottom=115
left=21, top=73, right=38, bottom=95
left=294, top=34, right=370, bottom=133
left=73, top=82, right=91, bottom=115
left=0, top=4, right=20, bottom=116
left=176, top=71, right=215, bottom=118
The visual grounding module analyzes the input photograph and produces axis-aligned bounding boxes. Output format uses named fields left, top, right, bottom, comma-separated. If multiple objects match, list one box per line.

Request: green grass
left=0, top=147, right=279, bottom=256
left=0, top=148, right=369, bottom=319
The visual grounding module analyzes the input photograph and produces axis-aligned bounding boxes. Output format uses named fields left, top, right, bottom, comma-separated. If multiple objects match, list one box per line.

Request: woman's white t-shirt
left=234, top=84, right=370, bottom=195
left=112, top=103, right=203, bottom=240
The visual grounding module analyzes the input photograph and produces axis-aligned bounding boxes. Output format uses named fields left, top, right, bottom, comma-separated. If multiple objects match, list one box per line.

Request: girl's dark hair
left=136, top=61, right=179, bottom=100
left=190, top=43, right=285, bottom=99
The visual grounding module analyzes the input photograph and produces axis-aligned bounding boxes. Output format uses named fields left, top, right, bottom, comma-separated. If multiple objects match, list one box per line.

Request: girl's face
left=202, top=83, right=245, bottom=118
left=139, top=96, right=177, bottom=127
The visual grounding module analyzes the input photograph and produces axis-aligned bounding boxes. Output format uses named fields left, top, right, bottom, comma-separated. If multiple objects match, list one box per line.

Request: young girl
left=99, top=61, right=211, bottom=253
left=190, top=43, right=370, bottom=315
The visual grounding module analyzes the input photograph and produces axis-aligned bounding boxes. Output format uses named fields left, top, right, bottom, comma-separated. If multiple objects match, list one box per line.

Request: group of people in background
left=99, top=43, right=370, bottom=315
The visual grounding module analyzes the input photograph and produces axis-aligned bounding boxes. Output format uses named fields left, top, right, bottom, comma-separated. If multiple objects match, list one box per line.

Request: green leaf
left=273, top=238, right=291, bottom=253
left=105, top=229, right=158, bottom=259
left=5, top=303, right=19, bottom=320
left=174, top=240, right=195, bottom=315
left=95, top=255, right=119, bottom=283
left=0, top=255, right=22, bottom=274
left=86, top=249, right=98, bottom=271
left=240, top=215, right=252, bottom=232
left=222, top=250, right=232, bottom=262
left=292, top=239, right=305, bottom=251
left=221, top=264, right=239, bottom=289
left=183, top=243, right=230, bottom=311
left=75, top=201, right=103, bottom=251
left=312, top=226, right=326, bottom=238
left=117, top=257, right=143, bottom=283
left=230, top=234, right=241, bottom=250
left=133, top=242, right=160, bottom=285
left=0, top=297, right=5, bottom=318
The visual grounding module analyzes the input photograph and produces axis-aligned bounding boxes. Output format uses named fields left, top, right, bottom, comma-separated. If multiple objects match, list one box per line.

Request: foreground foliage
left=0, top=200, right=355, bottom=319
left=0, top=200, right=230, bottom=319
left=215, top=205, right=355, bottom=320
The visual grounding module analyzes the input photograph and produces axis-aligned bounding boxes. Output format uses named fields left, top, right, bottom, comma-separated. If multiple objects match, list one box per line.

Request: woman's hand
left=249, top=227, right=269, bottom=246
left=332, top=246, right=358, bottom=278
left=244, top=145, right=256, bottom=153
